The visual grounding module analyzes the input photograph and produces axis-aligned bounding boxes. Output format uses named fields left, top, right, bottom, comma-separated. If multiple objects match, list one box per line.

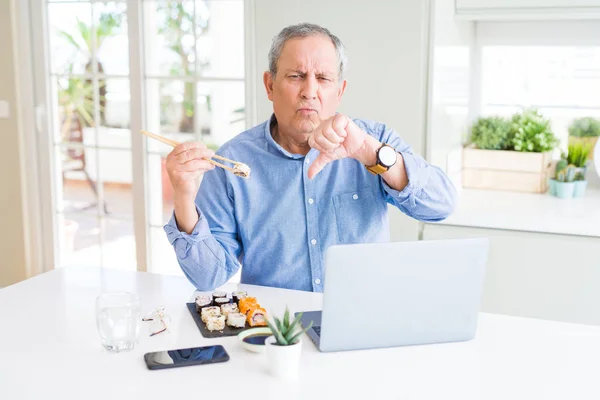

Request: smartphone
left=144, top=345, right=229, bottom=370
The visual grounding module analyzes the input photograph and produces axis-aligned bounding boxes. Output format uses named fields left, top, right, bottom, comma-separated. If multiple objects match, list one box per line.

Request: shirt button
left=305, top=158, right=310, bottom=164
left=308, top=198, right=314, bottom=204
left=314, top=278, right=321, bottom=285
left=311, top=239, right=317, bottom=245
left=352, top=194, right=358, bottom=200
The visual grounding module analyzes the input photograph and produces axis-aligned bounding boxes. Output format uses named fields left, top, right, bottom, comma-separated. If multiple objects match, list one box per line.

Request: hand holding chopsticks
left=140, top=130, right=250, bottom=179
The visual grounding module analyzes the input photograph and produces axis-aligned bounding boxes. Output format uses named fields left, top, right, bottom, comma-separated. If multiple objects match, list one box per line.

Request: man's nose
left=300, top=76, right=318, bottom=100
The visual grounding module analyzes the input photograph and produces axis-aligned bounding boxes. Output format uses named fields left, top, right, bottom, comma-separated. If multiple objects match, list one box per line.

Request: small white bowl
left=237, top=327, right=272, bottom=353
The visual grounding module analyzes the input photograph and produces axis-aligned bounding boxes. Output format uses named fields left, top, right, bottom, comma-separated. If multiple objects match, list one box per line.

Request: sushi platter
left=186, top=290, right=268, bottom=338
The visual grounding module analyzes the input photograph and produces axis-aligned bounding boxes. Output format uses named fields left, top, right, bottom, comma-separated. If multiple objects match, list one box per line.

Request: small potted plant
left=265, top=307, right=313, bottom=380
left=569, top=117, right=600, bottom=161
left=573, top=172, right=587, bottom=198
left=566, top=141, right=593, bottom=181
left=553, top=164, right=577, bottom=199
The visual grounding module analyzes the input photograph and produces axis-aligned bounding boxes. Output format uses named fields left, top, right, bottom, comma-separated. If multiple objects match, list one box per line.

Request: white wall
left=251, top=0, right=433, bottom=241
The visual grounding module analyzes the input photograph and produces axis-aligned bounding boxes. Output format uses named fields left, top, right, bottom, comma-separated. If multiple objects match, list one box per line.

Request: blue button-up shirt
left=164, top=115, right=456, bottom=292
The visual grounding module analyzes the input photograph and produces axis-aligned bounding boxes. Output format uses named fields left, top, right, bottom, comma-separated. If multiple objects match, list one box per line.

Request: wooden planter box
left=462, top=147, right=553, bottom=193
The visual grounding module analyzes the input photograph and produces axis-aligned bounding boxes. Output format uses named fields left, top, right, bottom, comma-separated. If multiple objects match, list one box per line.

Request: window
left=476, top=21, right=600, bottom=153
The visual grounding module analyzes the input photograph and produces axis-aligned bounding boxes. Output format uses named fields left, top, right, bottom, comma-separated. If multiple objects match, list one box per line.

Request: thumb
left=307, top=153, right=333, bottom=179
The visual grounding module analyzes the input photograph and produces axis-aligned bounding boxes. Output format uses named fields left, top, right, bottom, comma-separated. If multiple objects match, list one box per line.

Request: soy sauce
left=242, top=334, right=270, bottom=345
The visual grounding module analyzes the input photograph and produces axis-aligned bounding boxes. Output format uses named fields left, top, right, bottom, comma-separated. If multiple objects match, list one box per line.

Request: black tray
left=186, top=303, right=256, bottom=338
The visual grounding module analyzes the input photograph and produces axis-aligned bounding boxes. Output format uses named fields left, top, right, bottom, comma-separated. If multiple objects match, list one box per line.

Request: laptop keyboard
left=313, top=326, right=322, bottom=337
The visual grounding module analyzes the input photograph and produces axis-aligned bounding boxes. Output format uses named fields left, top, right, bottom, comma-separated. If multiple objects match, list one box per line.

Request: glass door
left=31, top=0, right=246, bottom=274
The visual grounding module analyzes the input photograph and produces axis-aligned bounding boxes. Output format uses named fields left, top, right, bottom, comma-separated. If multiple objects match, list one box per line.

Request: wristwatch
left=366, top=143, right=397, bottom=175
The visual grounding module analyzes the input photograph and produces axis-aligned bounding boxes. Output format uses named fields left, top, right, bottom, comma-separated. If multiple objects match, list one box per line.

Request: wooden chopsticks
left=140, top=130, right=250, bottom=178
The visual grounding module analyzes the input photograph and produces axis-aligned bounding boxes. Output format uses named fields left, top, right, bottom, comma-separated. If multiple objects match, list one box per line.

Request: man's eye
left=318, top=77, right=330, bottom=81
left=289, top=75, right=300, bottom=78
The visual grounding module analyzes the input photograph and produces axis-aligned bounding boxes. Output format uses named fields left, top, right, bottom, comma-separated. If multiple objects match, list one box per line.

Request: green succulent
left=510, top=109, right=558, bottom=153
left=568, top=117, right=600, bottom=138
left=266, top=306, right=313, bottom=346
left=469, top=116, right=512, bottom=150
left=555, top=159, right=568, bottom=177
left=557, top=165, right=577, bottom=183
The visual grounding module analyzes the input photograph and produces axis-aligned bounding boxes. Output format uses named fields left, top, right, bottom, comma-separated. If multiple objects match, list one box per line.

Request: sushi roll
left=212, top=291, right=228, bottom=304
left=206, top=315, right=226, bottom=331
left=195, top=295, right=212, bottom=313
left=247, top=307, right=267, bottom=327
left=201, top=306, right=221, bottom=323
left=226, top=312, right=246, bottom=328
left=220, top=303, right=239, bottom=317
left=232, top=290, right=247, bottom=304
left=214, top=297, right=231, bottom=307
left=239, top=297, right=258, bottom=315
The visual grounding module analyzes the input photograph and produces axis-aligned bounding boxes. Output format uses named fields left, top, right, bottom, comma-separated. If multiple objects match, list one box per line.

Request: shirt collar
left=263, top=113, right=309, bottom=160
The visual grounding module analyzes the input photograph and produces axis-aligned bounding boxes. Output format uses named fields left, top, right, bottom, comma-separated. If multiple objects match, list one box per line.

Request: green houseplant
left=553, top=164, right=577, bottom=199
left=550, top=145, right=589, bottom=199
left=569, top=117, right=600, bottom=138
left=509, top=108, right=558, bottom=153
left=463, top=109, right=559, bottom=193
left=569, top=117, right=600, bottom=162
left=264, top=307, right=312, bottom=380
left=469, top=116, right=512, bottom=150
left=555, top=142, right=592, bottom=198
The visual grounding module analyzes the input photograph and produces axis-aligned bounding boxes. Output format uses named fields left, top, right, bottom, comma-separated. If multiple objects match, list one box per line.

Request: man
left=164, top=23, right=456, bottom=292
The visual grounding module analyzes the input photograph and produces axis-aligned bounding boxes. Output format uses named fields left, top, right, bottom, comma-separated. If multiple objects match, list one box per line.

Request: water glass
left=96, top=292, right=141, bottom=352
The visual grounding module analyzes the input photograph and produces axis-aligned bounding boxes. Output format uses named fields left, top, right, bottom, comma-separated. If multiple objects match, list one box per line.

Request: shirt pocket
left=332, top=187, right=387, bottom=244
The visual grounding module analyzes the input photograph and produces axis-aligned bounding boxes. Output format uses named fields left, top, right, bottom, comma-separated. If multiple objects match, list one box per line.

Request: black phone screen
left=144, top=345, right=229, bottom=370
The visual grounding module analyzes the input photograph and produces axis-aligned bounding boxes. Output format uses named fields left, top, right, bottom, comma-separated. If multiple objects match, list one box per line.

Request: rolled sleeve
left=381, top=151, right=427, bottom=204
left=164, top=204, right=212, bottom=259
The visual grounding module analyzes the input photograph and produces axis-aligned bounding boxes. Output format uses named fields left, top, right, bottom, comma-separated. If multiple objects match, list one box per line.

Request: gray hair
left=268, top=23, right=348, bottom=81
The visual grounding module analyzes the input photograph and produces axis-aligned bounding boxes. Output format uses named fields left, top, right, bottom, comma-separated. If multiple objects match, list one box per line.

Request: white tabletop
left=2, top=267, right=600, bottom=400
left=433, top=188, right=600, bottom=237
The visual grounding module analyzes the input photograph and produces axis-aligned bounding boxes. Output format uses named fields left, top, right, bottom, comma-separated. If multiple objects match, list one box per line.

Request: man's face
left=264, top=35, right=346, bottom=137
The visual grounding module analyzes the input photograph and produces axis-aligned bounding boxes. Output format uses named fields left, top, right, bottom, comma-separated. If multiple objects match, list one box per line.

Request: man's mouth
left=297, top=108, right=317, bottom=115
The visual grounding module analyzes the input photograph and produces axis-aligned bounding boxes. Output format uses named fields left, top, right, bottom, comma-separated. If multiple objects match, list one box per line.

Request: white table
left=1, top=267, right=600, bottom=400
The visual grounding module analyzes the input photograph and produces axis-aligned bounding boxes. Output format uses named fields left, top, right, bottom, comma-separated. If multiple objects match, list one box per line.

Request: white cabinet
left=423, top=223, right=600, bottom=326
left=455, top=0, right=600, bottom=20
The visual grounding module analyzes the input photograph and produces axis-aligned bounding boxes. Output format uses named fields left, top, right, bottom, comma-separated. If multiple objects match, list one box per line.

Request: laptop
left=296, top=238, right=489, bottom=352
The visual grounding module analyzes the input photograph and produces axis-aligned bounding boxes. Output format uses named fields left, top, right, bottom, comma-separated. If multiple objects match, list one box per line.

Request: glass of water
left=96, top=292, right=141, bottom=352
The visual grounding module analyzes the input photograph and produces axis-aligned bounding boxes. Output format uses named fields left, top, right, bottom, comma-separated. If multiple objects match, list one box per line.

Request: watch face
left=378, top=145, right=397, bottom=167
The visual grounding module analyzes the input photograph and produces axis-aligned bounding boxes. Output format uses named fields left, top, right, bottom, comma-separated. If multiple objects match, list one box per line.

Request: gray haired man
left=164, top=23, right=457, bottom=292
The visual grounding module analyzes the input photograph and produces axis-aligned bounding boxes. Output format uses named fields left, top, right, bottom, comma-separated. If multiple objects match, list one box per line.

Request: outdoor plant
left=157, top=3, right=210, bottom=133
left=266, top=307, right=313, bottom=346
left=58, top=11, right=123, bottom=125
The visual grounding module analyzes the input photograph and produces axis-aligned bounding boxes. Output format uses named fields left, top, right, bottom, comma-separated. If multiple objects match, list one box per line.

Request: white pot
left=264, top=335, right=302, bottom=380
